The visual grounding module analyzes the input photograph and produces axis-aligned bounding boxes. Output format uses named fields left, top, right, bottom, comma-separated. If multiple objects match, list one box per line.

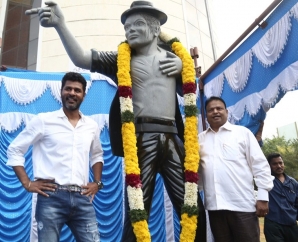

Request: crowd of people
left=6, top=1, right=298, bottom=242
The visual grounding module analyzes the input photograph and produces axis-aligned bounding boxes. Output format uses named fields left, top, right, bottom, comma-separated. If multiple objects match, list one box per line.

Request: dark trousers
left=208, top=210, right=260, bottom=242
left=264, top=218, right=298, bottom=242
left=121, top=132, right=206, bottom=242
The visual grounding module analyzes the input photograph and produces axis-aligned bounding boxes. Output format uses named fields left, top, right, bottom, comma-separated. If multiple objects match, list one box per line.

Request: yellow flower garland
left=117, top=37, right=200, bottom=242
left=171, top=41, right=199, bottom=242
left=117, top=42, right=151, bottom=242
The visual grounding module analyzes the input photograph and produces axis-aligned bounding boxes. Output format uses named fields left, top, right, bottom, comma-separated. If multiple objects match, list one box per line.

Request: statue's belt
left=135, top=117, right=177, bottom=133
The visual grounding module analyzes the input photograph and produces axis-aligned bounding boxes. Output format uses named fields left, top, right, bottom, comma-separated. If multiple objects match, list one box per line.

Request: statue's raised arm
left=25, top=1, right=91, bottom=70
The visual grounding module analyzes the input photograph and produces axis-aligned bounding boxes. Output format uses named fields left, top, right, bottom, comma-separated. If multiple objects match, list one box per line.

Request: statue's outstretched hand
left=25, top=1, right=64, bottom=28
left=159, top=51, right=183, bottom=77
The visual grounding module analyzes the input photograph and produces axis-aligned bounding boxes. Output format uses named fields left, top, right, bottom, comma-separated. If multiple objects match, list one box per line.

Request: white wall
left=37, top=0, right=188, bottom=71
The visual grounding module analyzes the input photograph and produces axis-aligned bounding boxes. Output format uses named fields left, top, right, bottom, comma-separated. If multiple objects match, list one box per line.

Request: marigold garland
left=170, top=40, right=200, bottom=242
left=117, top=34, right=200, bottom=242
left=117, top=42, right=150, bottom=242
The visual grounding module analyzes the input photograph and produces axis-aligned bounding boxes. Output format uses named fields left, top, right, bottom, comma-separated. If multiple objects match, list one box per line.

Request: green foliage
left=166, top=37, right=180, bottom=46
left=181, top=204, right=198, bottom=216
left=121, top=111, right=134, bottom=123
left=184, top=105, right=198, bottom=117
left=129, top=209, right=148, bottom=223
left=262, top=136, right=298, bottom=180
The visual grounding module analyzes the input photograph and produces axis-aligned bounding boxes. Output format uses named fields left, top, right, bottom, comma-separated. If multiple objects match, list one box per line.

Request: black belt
left=135, top=117, right=177, bottom=133
left=56, top=185, right=84, bottom=192
left=135, top=117, right=175, bottom=126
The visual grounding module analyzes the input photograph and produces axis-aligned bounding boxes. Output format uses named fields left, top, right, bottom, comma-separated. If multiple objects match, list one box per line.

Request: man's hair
left=267, top=153, right=282, bottom=164
left=205, top=96, right=227, bottom=111
left=61, top=72, right=87, bottom=92
left=139, top=13, right=160, bottom=34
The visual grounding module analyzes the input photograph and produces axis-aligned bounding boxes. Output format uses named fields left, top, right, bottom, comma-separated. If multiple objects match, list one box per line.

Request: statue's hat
left=121, top=1, right=167, bottom=25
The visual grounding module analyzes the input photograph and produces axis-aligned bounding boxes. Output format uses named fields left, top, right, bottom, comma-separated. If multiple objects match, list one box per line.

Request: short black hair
left=205, top=96, right=227, bottom=111
left=61, top=72, right=87, bottom=92
left=267, top=153, right=282, bottom=164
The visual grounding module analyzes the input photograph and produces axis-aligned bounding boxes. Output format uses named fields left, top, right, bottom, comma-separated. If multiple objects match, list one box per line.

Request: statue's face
left=124, top=14, right=155, bottom=49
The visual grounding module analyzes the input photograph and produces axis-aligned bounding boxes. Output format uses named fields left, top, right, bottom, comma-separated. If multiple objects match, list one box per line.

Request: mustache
left=66, top=96, right=77, bottom=101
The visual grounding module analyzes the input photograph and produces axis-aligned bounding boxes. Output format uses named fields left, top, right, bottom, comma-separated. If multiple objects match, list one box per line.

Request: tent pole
left=190, top=47, right=206, bottom=131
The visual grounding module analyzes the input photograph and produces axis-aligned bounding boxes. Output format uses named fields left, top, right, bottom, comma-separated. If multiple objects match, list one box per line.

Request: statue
left=26, top=1, right=206, bottom=241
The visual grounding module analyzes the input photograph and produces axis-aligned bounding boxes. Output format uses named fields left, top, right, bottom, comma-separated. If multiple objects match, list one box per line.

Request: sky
left=211, top=0, right=274, bottom=56
left=211, top=0, right=298, bottom=139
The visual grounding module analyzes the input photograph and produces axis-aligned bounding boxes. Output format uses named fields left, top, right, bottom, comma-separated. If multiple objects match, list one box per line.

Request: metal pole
left=190, top=47, right=206, bottom=130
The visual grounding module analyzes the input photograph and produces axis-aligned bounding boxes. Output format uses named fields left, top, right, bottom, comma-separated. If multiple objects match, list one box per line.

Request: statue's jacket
left=90, top=44, right=185, bottom=157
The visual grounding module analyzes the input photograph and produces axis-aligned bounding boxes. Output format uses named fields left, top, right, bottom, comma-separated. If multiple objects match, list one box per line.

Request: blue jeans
left=35, top=189, right=100, bottom=242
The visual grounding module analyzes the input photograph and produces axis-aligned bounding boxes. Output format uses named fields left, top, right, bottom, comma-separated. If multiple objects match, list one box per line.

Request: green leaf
left=121, top=111, right=134, bottom=123
left=129, top=209, right=148, bottom=223
left=184, top=105, right=198, bottom=117
left=181, top=204, right=198, bottom=216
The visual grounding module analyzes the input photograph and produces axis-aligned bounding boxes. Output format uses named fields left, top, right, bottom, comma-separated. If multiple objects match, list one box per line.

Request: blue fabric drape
left=0, top=73, right=180, bottom=242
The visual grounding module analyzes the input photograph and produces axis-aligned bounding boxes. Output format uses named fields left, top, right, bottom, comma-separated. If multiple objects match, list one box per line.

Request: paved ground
left=259, top=217, right=266, bottom=242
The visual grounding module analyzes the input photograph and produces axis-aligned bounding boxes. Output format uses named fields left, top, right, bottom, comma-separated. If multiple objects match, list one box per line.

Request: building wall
left=37, top=0, right=216, bottom=72
left=0, top=0, right=6, bottom=56
left=277, top=122, right=298, bottom=140
left=0, top=0, right=40, bottom=69
left=185, top=0, right=216, bottom=71
left=0, top=0, right=216, bottom=73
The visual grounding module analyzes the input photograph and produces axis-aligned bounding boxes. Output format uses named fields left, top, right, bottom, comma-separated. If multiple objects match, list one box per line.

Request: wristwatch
left=94, top=180, right=104, bottom=190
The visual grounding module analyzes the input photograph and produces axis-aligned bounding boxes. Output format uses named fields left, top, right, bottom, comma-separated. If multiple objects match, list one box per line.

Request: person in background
left=198, top=96, right=274, bottom=242
left=6, top=72, right=104, bottom=242
left=265, top=153, right=298, bottom=242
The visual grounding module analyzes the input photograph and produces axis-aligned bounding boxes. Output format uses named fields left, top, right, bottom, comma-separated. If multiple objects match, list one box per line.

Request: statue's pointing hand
left=25, top=1, right=64, bottom=28
left=159, top=51, right=182, bottom=77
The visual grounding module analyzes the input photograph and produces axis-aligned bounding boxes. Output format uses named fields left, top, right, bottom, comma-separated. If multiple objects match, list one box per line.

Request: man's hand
left=25, top=1, right=64, bottom=28
left=159, top=51, right=182, bottom=77
left=81, top=182, right=99, bottom=202
left=256, top=200, right=269, bottom=217
left=27, top=179, right=56, bottom=197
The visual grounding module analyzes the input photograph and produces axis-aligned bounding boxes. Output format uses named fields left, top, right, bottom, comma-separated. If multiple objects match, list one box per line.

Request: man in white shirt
left=198, top=96, right=273, bottom=242
left=7, top=72, right=104, bottom=242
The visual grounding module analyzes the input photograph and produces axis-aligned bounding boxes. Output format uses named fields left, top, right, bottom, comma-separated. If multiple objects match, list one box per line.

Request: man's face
left=269, top=156, right=284, bottom=176
left=206, top=100, right=228, bottom=131
left=124, top=14, right=155, bottom=49
left=61, top=80, right=85, bottom=111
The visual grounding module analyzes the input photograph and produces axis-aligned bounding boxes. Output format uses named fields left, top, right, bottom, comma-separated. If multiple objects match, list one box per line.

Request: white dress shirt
left=198, top=121, right=273, bottom=212
left=7, top=108, right=104, bottom=186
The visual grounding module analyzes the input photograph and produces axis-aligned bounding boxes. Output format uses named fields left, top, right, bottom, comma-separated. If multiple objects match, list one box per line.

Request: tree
left=262, top=136, right=298, bottom=180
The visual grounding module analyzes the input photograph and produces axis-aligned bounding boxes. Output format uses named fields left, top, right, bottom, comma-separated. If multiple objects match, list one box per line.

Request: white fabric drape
left=224, top=50, right=253, bottom=92
left=0, top=112, right=109, bottom=133
left=252, top=13, right=291, bottom=67
left=203, top=2, right=298, bottom=124
left=204, top=73, right=224, bottom=98
left=228, top=61, right=298, bottom=122
left=291, top=2, right=298, bottom=19
left=3, top=78, right=48, bottom=105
